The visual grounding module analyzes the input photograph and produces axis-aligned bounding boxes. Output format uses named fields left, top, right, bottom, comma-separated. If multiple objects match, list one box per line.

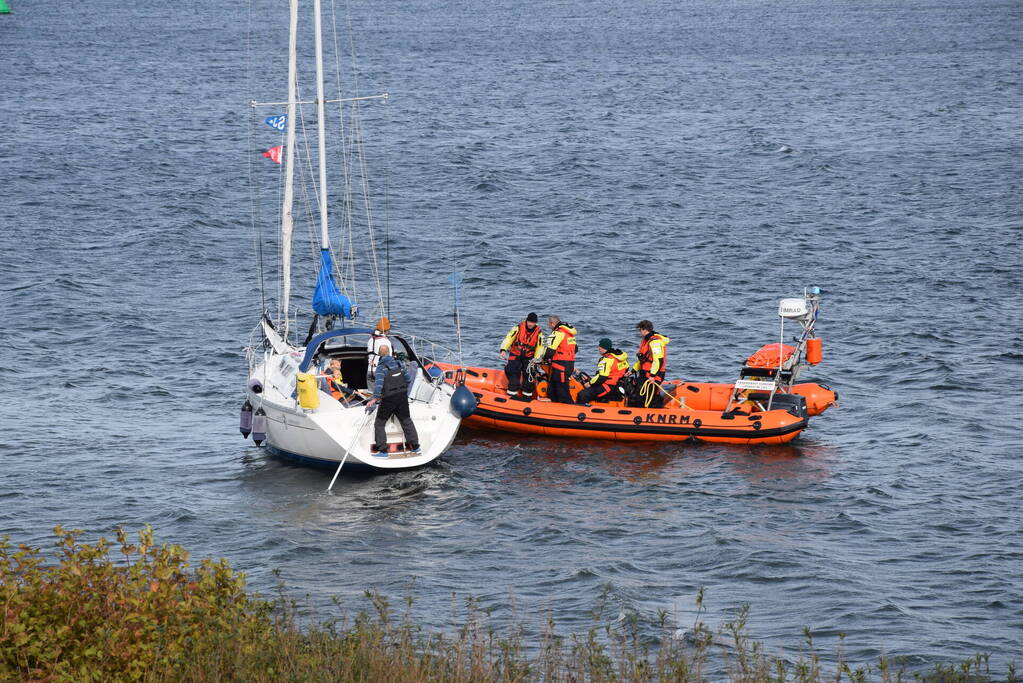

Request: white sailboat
left=239, top=0, right=473, bottom=473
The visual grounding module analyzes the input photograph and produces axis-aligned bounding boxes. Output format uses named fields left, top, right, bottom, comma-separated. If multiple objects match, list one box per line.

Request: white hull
left=248, top=350, right=461, bottom=471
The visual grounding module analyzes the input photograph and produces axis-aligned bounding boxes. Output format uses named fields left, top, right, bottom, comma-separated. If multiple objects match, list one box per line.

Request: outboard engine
left=450, top=384, right=477, bottom=418
left=767, top=393, right=808, bottom=419
left=251, top=408, right=268, bottom=446
left=239, top=400, right=253, bottom=438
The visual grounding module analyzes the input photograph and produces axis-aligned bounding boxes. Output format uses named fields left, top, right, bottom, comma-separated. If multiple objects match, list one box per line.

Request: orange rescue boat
left=430, top=288, right=836, bottom=446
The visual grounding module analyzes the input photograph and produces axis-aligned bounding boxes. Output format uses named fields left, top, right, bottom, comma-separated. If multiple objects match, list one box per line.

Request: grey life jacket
left=381, top=360, right=409, bottom=398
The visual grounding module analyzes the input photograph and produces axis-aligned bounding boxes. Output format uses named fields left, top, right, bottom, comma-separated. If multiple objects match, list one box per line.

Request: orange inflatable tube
left=430, top=362, right=836, bottom=445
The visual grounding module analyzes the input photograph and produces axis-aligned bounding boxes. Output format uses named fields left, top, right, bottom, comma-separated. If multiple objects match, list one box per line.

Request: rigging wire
left=249, top=108, right=267, bottom=317
left=295, top=89, right=327, bottom=277
left=335, top=0, right=387, bottom=320
left=329, top=0, right=355, bottom=304
left=245, top=0, right=267, bottom=318
left=275, top=124, right=287, bottom=326
left=384, top=96, right=391, bottom=318
left=251, top=0, right=395, bottom=332
left=352, top=106, right=386, bottom=317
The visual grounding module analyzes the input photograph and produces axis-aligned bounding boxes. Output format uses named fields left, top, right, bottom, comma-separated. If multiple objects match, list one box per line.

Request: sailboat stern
left=247, top=351, right=462, bottom=471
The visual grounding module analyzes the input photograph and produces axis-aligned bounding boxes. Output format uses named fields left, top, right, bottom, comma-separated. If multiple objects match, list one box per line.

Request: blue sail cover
left=311, top=248, right=352, bottom=317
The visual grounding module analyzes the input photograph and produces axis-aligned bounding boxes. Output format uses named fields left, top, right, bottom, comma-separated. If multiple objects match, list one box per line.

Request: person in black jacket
left=365, top=344, right=420, bottom=456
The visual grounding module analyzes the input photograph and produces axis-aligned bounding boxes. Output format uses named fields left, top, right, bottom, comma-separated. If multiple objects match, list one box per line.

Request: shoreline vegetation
left=1, top=528, right=1014, bottom=682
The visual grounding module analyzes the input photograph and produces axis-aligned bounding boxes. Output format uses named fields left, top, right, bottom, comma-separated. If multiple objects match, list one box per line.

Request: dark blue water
left=3, top=0, right=1022, bottom=673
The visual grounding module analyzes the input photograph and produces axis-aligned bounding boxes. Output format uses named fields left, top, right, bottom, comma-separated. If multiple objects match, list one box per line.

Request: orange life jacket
left=550, top=323, right=577, bottom=362
left=602, top=350, right=629, bottom=384
left=637, top=332, right=668, bottom=374
left=510, top=321, right=542, bottom=358
left=325, top=369, right=345, bottom=400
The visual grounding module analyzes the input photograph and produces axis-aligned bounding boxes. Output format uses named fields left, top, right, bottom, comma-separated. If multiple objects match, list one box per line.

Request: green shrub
left=1, top=527, right=1015, bottom=682
left=0, top=526, right=273, bottom=681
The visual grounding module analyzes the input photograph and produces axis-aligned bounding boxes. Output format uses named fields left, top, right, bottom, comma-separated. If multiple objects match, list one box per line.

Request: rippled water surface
left=2, top=0, right=1022, bottom=672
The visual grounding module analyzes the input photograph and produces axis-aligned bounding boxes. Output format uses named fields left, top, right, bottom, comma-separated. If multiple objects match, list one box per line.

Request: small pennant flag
left=264, top=114, right=287, bottom=132
left=262, top=146, right=283, bottom=164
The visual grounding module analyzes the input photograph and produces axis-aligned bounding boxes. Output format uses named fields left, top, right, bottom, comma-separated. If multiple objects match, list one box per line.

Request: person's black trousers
left=504, top=355, right=534, bottom=395
left=549, top=361, right=575, bottom=404
left=374, top=395, right=420, bottom=450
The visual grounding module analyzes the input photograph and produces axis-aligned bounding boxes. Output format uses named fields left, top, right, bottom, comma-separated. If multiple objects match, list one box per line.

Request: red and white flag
left=262, top=145, right=283, bottom=164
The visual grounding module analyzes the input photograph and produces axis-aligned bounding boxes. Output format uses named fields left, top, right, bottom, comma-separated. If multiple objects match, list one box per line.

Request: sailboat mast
left=280, top=0, right=299, bottom=341
left=313, top=0, right=330, bottom=252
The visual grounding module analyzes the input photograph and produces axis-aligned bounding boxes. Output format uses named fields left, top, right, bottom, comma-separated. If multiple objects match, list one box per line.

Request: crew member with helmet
left=630, top=319, right=670, bottom=408
left=576, top=338, right=629, bottom=406
left=366, top=317, right=393, bottom=384
left=365, top=344, right=420, bottom=456
left=541, top=315, right=577, bottom=404
left=498, top=312, right=544, bottom=400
